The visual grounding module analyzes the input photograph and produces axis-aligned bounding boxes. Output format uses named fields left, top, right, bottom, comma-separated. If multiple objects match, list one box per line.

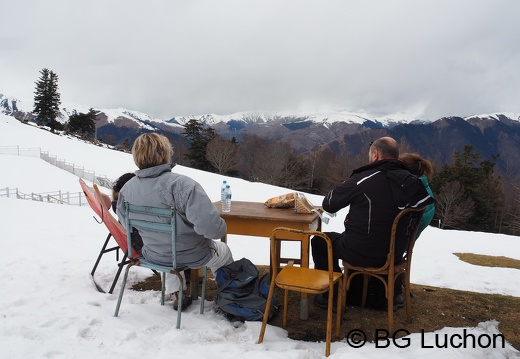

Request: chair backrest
left=124, top=202, right=177, bottom=267
left=79, top=178, right=112, bottom=218
left=387, top=206, right=426, bottom=269
left=270, top=227, right=336, bottom=281
left=92, top=183, right=139, bottom=258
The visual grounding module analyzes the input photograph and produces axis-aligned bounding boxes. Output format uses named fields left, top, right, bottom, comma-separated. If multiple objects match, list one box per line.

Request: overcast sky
left=1, top=0, right=519, bottom=121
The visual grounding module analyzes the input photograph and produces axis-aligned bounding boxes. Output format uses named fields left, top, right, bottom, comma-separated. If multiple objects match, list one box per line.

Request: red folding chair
left=80, top=179, right=138, bottom=293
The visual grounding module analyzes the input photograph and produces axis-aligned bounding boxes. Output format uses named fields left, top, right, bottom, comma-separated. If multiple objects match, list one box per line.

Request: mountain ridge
left=2, top=91, right=520, bottom=179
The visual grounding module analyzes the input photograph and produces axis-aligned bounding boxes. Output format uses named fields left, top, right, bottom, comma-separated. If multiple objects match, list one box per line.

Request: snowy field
left=1, top=115, right=519, bottom=358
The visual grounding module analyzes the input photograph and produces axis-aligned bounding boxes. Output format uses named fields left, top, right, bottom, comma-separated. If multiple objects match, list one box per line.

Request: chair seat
left=276, top=266, right=342, bottom=293
left=134, top=257, right=176, bottom=272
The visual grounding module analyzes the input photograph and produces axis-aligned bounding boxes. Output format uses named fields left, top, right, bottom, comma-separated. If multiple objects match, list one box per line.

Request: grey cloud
left=1, top=0, right=519, bottom=120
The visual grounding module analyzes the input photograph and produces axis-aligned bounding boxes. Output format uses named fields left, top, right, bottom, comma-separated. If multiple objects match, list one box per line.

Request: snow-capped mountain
left=3, top=90, right=520, bottom=179
left=2, top=91, right=518, bottom=134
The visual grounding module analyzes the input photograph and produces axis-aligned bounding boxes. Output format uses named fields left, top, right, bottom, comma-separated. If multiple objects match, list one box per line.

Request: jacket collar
left=135, top=163, right=173, bottom=178
left=352, top=159, right=405, bottom=176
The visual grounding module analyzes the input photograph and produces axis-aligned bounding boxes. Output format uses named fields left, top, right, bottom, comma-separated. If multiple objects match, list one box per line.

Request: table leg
left=300, top=297, right=309, bottom=320
left=190, top=268, right=199, bottom=299
left=299, top=235, right=310, bottom=320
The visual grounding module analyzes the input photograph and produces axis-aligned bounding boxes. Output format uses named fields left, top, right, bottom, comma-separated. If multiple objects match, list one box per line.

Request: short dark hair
left=112, top=172, right=136, bottom=199
left=371, top=137, right=399, bottom=159
left=111, top=172, right=136, bottom=212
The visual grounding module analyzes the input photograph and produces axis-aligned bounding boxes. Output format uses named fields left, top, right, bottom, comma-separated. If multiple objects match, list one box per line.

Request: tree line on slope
left=180, top=118, right=519, bottom=236
left=30, top=68, right=520, bottom=236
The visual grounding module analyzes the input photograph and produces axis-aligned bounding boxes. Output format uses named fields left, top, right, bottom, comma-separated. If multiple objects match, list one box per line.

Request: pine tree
left=33, top=68, right=61, bottom=133
left=182, top=118, right=216, bottom=171
left=66, top=108, right=96, bottom=136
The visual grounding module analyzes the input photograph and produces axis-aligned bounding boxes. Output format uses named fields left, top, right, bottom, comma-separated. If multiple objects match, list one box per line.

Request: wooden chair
left=341, top=206, right=426, bottom=333
left=258, top=228, right=343, bottom=357
left=111, top=198, right=208, bottom=329
left=80, top=179, right=136, bottom=293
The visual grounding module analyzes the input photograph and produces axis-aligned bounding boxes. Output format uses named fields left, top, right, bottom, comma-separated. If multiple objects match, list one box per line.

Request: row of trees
left=30, top=70, right=517, bottom=235
left=430, top=145, right=504, bottom=233
left=181, top=118, right=370, bottom=191
left=180, top=119, right=518, bottom=235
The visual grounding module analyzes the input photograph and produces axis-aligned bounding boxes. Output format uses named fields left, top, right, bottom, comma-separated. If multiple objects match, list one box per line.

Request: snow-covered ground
left=1, top=115, right=518, bottom=358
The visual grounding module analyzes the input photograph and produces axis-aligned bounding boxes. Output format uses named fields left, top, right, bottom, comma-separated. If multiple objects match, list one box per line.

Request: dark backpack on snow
left=214, top=257, right=278, bottom=322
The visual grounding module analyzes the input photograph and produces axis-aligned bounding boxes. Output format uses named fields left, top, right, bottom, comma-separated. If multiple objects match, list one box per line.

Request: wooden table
left=214, top=200, right=321, bottom=319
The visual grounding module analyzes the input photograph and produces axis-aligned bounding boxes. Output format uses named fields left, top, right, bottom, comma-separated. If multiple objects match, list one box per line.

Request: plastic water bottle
left=220, top=180, right=227, bottom=202
left=222, top=185, right=232, bottom=212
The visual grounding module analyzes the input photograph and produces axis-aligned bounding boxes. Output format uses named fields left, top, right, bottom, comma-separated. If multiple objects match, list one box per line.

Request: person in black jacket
left=312, top=137, right=434, bottom=310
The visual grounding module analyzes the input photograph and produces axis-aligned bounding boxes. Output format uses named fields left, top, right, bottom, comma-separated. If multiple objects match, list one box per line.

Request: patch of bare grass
left=455, top=253, right=520, bottom=270
left=132, top=265, right=520, bottom=350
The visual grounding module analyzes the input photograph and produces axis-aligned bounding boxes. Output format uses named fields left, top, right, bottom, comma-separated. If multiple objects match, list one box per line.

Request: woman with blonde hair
left=116, top=133, right=233, bottom=311
left=399, top=152, right=435, bottom=237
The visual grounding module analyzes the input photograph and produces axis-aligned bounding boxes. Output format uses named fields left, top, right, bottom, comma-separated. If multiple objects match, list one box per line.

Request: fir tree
left=432, top=145, right=503, bottom=232
left=66, top=108, right=96, bottom=137
left=33, top=68, right=61, bottom=133
left=182, top=118, right=216, bottom=171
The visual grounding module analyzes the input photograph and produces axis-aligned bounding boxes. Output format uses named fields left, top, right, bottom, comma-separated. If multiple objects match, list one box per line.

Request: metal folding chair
left=112, top=200, right=208, bottom=329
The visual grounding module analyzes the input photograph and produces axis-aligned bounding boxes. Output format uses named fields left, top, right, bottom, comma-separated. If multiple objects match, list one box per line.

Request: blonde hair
left=400, top=152, right=434, bottom=181
left=132, top=133, right=173, bottom=169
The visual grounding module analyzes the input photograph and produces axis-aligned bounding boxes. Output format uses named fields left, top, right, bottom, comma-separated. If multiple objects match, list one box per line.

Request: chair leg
left=200, top=266, right=207, bottom=314
left=361, top=274, right=369, bottom=308
left=335, top=279, right=343, bottom=337
left=114, top=263, right=133, bottom=317
left=342, top=270, right=348, bottom=314
left=387, top=277, right=394, bottom=334
left=108, top=253, right=129, bottom=294
left=405, top=273, right=412, bottom=323
left=282, top=289, right=289, bottom=327
left=160, top=272, right=166, bottom=305
left=176, top=286, right=183, bottom=329
left=258, top=273, right=277, bottom=344
left=91, top=233, right=112, bottom=277
left=326, top=286, right=334, bottom=357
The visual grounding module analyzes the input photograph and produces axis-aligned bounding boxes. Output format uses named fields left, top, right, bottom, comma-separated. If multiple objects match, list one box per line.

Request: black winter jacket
left=322, top=159, right=433, bottom=267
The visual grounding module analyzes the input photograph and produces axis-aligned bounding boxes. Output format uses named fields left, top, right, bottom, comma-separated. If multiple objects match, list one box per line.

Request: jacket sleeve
left=115, top=191, right=127, bottom=228
left=322, top=177, right=358, bottom=213
left=182, top=181, right=227, bottom=240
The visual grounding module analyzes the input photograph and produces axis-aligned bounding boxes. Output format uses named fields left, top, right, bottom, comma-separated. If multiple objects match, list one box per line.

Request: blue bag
left=214, top=258, right=278, bottom=322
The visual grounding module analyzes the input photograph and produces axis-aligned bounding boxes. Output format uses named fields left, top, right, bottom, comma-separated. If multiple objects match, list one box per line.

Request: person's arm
left=322, top=178, right=357, bottom=213
left=183, top=182, right=227, bottom=240
left=115, top=191, right=127, bottom=228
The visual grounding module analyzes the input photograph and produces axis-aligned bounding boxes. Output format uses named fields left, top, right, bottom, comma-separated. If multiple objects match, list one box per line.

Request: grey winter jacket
left=116, top=164, right=227, bottom=269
